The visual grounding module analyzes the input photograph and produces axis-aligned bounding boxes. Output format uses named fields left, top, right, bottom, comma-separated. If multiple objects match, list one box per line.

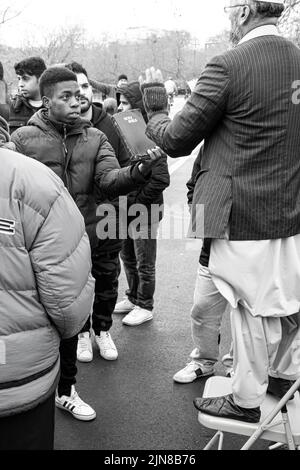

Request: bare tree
left=0, top=4, right=24, bottom=26
left=279, top=0, right=300, bottom=45
left=18, top=25, right=86, bottom=65
left=279, top=0, right=300, bottom=25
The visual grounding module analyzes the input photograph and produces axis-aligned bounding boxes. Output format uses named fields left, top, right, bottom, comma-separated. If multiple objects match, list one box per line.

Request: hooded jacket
left=116, top=81, right=170, bottom=224
left=0, top=140, right=95, bottom=417
left=9, top=94, right=44, bottom=135
left=11, top=109, right=149, bottom=250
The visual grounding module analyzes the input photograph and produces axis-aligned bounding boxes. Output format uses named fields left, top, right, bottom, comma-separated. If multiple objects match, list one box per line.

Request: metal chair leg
left=203, top=431, right=224, bottom=450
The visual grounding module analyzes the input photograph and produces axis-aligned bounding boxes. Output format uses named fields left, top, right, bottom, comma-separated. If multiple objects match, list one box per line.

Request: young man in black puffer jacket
left=65, top=62, right=130, bottom=363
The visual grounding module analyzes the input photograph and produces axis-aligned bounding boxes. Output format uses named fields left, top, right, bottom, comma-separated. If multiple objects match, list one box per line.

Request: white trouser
left=209, top=235, right=300, bottom=408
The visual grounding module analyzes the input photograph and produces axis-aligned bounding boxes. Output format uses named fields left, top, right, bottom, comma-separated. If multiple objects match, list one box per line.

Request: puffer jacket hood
left=92, top=102, right=106, bottom=128
left=117, top=81, right=148, bottom=123
left=28, top=108, right=91, bottom=135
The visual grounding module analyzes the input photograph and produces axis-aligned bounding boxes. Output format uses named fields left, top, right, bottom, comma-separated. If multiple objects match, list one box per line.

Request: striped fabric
left=146, top=36, right=300, bottom=240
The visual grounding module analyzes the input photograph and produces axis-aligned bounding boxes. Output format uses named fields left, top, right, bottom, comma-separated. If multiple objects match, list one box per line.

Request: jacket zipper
left=62, top=125, right=72, bottom=195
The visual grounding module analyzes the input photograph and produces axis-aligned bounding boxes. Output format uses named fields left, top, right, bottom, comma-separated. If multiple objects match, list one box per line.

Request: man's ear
left=241, top=5, right=251, bottom=24
left=42, top=96, right=50, bottom=109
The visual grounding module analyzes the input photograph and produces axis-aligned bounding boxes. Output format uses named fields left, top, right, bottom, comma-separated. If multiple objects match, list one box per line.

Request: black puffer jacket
left=11, top=109, right=149, bottom=249
left=116, top=81, right=170, bottom=224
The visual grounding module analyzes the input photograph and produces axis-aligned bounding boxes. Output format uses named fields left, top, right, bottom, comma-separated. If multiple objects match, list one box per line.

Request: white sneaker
left=173, top=361, right=214, bottom=384
left=221, top=353, right=234, bottom=377
left=77, top=332, right=93, bottom=362
left=95, top=331, right=118, bottom=361
left=122, top=306, right=153, bottom=326
left=55, top=386, right=96, bottom=421
left=114, top=297, right=135, bottom=314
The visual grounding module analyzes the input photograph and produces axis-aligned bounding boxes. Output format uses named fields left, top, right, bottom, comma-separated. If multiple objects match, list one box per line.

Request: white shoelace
left=78, top=337, right=90, bottom=352
left=99, top=333, right=116, bottom=351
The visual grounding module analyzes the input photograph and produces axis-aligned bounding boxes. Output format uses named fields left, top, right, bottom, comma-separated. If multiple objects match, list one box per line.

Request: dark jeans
left=120, top=224, right=158, bottom=311
left=0, top=392, right=55, bottom=450
left=58, top=249, right=121, bottom=395
left=82, top=249, right=121, bottom=334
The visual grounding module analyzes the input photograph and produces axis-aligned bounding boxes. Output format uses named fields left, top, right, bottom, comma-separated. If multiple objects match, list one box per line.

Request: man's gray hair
left=249, top=0, right=285, bottom=18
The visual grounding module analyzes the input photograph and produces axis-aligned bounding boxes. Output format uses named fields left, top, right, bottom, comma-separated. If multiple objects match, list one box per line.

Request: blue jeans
left=120, top=224, right=158, bottom=311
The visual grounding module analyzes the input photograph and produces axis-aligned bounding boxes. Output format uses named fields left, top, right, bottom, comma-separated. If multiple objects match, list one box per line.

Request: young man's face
left=17, top=74, right=40, bottom=100
left=76, top=72, right=93, bottom=113
left=45, top=81, right=81, bottom=124
left=118, top=94, right=131, bottom=113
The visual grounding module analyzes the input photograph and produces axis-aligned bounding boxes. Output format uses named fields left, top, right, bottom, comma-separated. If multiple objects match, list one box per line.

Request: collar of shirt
left=238, top=24, right=280, bottom=45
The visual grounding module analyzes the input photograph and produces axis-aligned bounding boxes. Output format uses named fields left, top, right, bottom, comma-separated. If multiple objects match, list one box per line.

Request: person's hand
left=137, top=146, right=166, bottom=176
left=139, top=67, right=168, bottom=116
left=138, top=67, right=164, bottom=85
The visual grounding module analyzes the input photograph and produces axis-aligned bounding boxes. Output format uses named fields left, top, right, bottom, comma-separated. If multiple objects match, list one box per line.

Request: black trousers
left=58, top=249, right=121, bottom=396
left=0, top=392, right=55, bottom=450
left=58, top=335, right=78, bottom=397
left=82, top=249, right=121, bottom=334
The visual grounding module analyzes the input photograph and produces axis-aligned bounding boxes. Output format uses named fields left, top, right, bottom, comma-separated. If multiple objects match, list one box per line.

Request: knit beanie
left=140, top=82, right=168, bottom=117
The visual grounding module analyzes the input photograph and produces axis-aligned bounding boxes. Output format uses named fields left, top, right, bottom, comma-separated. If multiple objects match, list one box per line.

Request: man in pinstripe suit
left=140, top=0, right=300, bottom=422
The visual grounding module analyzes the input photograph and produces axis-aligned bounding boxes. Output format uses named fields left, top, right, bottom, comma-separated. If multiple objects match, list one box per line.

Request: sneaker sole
left=122, top=316, right=153, bottom=326
left=55, top=402, right=96, bottom=421
left=76, top=355, right=94, bottom=362
left=77, top=355, right=93, bottom=363
left=99, top=352, right=118, bottom=361
left=173, top=370, right=214, bottom=384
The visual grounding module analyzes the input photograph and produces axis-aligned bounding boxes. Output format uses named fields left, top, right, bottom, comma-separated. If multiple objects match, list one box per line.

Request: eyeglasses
left=224, top=4, right=248, bottom=13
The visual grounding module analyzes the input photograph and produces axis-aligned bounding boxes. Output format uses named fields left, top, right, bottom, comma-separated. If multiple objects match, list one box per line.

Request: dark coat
left=91, top=102, right=129, bottom=168
left=187, top=145, right=211, bottom=266
left=117, top=81, right=148, bottom=122
left=116, top=81, right=170, bottom=224
left=146, top=35, right=300, bottom=241
left=9, top=94, right=44, bottom=134
left=11, top=109, right=149, bottom=250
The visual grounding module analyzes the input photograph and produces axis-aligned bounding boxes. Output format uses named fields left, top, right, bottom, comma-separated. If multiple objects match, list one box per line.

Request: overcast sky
left=0, top=0, right=229, bottom=47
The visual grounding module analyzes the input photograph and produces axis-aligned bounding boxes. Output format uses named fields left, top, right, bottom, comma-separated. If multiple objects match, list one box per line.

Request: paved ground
left=54, top=97, right=269, bottom=451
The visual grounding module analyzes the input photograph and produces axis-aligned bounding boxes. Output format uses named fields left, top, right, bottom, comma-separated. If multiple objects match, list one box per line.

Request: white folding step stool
left=197, top=376, right=300, bottom=450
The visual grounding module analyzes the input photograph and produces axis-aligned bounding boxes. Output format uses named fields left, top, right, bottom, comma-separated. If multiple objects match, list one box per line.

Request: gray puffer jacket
left=0, top=147, right=95, bottom=418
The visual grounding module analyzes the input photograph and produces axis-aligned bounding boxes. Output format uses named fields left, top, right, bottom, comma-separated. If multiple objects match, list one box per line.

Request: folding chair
left=197, top=376, right=300, bottom=450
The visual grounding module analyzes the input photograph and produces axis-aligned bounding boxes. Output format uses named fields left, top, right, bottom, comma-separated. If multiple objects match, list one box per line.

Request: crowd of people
left=1, top=0, right=300, bottom=450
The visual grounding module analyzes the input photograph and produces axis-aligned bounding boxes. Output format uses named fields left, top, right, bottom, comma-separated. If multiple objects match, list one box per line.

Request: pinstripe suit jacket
left=146, top=35, right=300, bottom=240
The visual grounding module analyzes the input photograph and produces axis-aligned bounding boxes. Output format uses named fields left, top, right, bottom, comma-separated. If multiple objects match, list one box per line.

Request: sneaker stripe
left=195, top=368, right=205, bottom=377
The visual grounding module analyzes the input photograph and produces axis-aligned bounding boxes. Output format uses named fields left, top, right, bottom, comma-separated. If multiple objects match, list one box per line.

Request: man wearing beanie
left=140, top=0, right=300, bottom=422
left=114, top=81, right=170, bottom=326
